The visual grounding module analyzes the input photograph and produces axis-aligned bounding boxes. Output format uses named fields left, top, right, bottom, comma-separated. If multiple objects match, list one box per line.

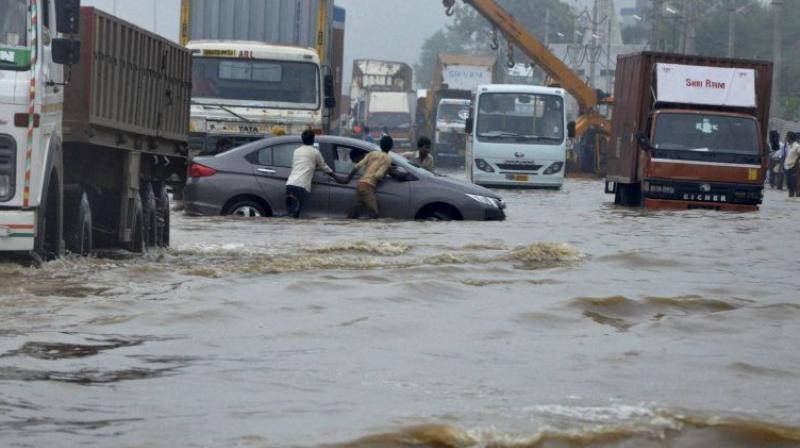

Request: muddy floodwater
left=1, top=178, right=799, bottom=447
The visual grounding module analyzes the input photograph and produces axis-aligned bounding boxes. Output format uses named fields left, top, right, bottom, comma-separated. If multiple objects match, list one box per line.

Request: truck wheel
left=64, top=189, right=93, bottom=256
left=156, top=184, right=170, bottom=248
left=128, top=196, right=146, bottom=253
left=35, top=170, right=63, bottom=261
left=141, top=184, right=158, bottom=248
left=617, top=183, right=642, bottom=207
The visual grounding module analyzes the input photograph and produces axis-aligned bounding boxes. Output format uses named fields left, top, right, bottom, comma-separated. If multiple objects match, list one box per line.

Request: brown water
left=1, top=178, right=799, bottom=447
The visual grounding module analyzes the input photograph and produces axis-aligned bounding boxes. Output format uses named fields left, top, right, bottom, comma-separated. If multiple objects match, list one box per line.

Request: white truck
left=365, top=90, right=415, bottom=149
left=187, top=41, right=335, bottom=155
left=0, top=1, right=191, bottom=259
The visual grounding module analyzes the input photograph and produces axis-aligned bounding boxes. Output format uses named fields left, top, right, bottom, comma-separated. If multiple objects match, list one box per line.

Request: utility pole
left=606, top=11, right=612, bottom=93
left=727, top=0, right=735, bottom=57
left=650, top=0, right=662, bottom=51
left=684, top=0, right=695, bottom=54
left=152, top=0, right=157, bottom=34
left=772, top=0, right=782, bottom=118
left=589, top=0, right=599, bottom=88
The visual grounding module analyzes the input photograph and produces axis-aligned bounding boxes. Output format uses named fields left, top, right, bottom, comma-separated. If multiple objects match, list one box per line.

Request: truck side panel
left=63, top=7, right=191, bottom=155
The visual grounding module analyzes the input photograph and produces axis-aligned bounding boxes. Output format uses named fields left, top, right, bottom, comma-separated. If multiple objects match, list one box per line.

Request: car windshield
left=0, top=0, right=28, bottom=67
left=653, top=113, right=760, bottom=155
left=367, top=113, right=411, bottom=131
left=437, top=102, right=470, bottom=124
left=191, top=57, right=319, bottom=109
left=476, top=93, right=564, bottom=144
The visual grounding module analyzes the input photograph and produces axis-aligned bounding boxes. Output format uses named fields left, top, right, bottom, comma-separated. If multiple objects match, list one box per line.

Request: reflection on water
left=0, top=179, right=798, bottom=446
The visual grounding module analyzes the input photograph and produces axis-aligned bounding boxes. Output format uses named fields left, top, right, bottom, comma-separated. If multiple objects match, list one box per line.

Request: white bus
left=466, top=85, right=568, bottom=188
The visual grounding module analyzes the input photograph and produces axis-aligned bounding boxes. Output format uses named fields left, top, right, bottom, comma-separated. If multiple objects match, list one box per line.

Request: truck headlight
left=466, top=194, right=500, bottom=208
left=189, top=118, right=207, bottom=132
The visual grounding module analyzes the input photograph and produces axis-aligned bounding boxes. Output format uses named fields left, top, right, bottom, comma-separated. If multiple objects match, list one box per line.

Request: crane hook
left=443, top=0, right=456, bottom=16
left=506, top=42, right=515, bottom=68
left=490, top=27, right=500, bottom=51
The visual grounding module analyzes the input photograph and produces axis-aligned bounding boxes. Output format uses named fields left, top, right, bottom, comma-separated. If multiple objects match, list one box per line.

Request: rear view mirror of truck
left=636, top=132, right=652, bottom=151
left=324, top=96, right=336, bottom=109
left=56, top=0, right=81, bottom=35
left=324, top=74, right=335, bottom=97
left=52, top=38, right=81, bottom=65
left=567, top=121, right=576, bottom=138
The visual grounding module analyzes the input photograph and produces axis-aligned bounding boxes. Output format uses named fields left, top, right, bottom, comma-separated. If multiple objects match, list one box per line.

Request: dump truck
left=180, top=0, right=341, bottom=155
left=605, top=52, right=772, bottom=211
left=423, top=53, right=497, bottom=167
left=0, top=1, right=191, bottom=258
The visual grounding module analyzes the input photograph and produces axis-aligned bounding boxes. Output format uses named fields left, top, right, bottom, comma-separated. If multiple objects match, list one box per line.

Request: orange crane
left=441, top=0, right=612, bottom=167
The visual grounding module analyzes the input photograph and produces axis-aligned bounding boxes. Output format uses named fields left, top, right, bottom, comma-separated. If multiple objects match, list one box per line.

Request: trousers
left=349, top=182, right=379, bottom=219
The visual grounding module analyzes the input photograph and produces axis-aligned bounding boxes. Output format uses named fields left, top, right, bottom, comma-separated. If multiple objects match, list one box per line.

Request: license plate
left=510, top=174, right=529, bottom=182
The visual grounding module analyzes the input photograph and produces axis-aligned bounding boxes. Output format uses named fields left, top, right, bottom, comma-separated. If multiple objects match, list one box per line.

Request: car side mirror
left=52, top=38, right=81, bottom=65
left=324, top=96, right=336, bottom=109
left=465, top=116, right=474, bottom=134
left=636, top=132, right=652, bottom=151
left=56, top=0, right=81, bottom=34
left=567, top=121, right=576, bottom=139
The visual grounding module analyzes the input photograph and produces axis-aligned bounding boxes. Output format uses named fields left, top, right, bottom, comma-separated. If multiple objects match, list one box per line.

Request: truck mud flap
left=644, top=198, right=758, bottom=212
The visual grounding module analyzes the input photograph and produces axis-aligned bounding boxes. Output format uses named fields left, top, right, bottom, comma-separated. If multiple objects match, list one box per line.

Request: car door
left=251, top=143, right=330, bottom=218
left=323, top=144, right=411, bottom=219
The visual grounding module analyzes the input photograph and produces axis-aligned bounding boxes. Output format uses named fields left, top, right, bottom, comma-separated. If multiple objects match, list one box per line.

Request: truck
left=424, top=53, right=497, bottom=167
left=0, top=1, right=191, bottom=259
left=605, top=52, right=773, bottom=211
left=349, top=60, right=414, bottom=148
left=180, top=0, right=340, bottom=155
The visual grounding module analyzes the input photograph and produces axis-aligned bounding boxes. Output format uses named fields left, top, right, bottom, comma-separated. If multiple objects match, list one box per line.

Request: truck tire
left=141, top=184, right=158, bottom=248
left=156, top=183, right=170, bottom=248
left=64, top=189, right=93, bottom=256
left=128, top=196, right=146, bottom=253
left=35, top=170, right=63, bottom=261
left=616, top=183, right=642, bottom=207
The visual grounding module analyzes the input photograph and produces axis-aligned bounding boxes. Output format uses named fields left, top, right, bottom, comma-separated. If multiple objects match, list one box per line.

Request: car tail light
left=189, top=163, right=217, bottom=178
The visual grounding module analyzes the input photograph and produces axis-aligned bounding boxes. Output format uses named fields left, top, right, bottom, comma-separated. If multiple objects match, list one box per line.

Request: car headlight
left=466, top=194, right=500, bottom=208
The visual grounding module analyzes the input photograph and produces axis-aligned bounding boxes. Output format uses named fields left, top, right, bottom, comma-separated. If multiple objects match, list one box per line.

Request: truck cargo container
left=423, top=54, right=497, bottom=167
left=605, top=52, right=772, bottom=211
left=0, top=2, right=190, bottom=258
left=349, top=60, right=414, bottom=147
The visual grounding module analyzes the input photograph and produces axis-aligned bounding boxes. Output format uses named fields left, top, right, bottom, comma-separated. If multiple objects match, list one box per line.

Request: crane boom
left=459, top=0, right=602, bottom=114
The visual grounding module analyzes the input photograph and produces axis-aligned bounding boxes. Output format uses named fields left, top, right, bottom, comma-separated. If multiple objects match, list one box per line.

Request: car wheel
left=227, top=201, right=266, bottom=218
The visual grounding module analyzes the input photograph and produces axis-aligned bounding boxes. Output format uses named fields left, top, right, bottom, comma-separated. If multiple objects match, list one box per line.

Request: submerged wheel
left=65, top=189, right=93, bottom=256
left=156, top=184, right=170, bottom=247
left=141, top=184, right=158, bottom=248
left=616, top=183, right=642, bottom=207
left=35, top=170, right=63, bottom=260
left=227, top=201, right=266, bottom=218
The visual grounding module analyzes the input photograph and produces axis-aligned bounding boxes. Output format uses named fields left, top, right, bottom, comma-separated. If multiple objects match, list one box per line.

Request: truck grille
left=0, top=135, right=16, bottom=202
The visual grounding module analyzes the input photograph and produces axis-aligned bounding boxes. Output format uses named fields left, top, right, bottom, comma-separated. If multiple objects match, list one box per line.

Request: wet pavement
left=1, top=177, right=799, bottom=447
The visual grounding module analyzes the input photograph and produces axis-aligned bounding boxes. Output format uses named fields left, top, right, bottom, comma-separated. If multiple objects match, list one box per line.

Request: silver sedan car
left=184, top=135, right=506, bottom=221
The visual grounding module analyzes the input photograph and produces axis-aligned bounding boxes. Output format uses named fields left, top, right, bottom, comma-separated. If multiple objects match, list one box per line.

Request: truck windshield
left=368, top=113, right=411, bottom=130
left=653, top=113, right=760, bottom=155
left=437, top=103, right=470, bottom=124
left=0, top=0, right=28, bottom=67
left=476, top=93, right=564, bottom=144
left=191, top=57, right=319, bottom=110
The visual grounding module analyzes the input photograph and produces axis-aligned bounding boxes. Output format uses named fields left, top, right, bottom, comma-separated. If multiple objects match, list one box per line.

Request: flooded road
left=1, top=178, right=799, bottom=447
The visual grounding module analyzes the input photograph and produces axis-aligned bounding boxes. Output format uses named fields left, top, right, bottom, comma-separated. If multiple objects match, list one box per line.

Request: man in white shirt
left=285, top=130, right=337, bottom=218
left=784, top=132, right=800, bottom=198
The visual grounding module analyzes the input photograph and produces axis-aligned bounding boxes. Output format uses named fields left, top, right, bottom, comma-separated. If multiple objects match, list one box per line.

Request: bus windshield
left=191, top=57, right=319, bottom=110
left=653, top=113, right=760, bottom=155
left=476, top=93, right=564, bottom=144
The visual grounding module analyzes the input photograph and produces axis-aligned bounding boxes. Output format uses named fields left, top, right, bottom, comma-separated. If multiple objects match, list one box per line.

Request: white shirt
left=285, top=145, right=333, bottom=192
left=785, top=142, right=800, bottom=171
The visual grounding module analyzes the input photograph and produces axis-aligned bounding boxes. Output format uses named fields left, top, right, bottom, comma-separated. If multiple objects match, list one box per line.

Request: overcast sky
left=81, top=0, right=451, bottom=91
